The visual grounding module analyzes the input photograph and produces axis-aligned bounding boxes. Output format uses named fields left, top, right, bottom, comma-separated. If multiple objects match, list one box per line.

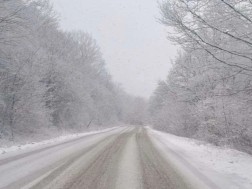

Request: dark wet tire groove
left=136, top=129, right=190, bottom=189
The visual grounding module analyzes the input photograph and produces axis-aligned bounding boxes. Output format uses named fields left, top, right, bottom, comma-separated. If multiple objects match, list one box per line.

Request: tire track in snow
left=29, top=128, right=133, bottom=189
left=0, top=127, right=120, bottom=166
left=2, top=128, right=129, bottom=189
left=137, top=128, right=191, bottom=189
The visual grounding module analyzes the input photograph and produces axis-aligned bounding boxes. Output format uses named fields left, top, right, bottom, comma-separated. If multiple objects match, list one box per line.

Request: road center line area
left=0, top=127, right=221, bottom=189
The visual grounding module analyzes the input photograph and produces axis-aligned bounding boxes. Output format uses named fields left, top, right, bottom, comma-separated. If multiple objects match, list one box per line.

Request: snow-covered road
left=0, top=127, right=251, bottom=189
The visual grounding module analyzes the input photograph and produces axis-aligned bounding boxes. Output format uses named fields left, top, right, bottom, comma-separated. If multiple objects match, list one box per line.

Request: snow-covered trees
left=150, top=0, right=252, bottom=152
left=160, top=0, right=252, bottom=72
left=0, top=0, right=53, bottom=140
left=0, top=0, right=137, bottom=141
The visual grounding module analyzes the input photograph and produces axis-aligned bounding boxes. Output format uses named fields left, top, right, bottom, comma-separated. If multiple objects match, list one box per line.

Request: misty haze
left=0, top=0, right=252, bottom=188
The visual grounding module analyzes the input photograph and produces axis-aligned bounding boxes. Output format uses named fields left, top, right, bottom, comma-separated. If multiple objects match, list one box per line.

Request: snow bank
left=0, top=127, right=119, bottom=155
left=148, top=128, right=252, bottom=189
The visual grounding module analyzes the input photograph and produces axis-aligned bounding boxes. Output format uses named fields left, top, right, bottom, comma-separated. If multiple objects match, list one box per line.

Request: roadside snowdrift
left=149, top=128, right=252, bottom=189
left=0, top=127, right=119, bottom=155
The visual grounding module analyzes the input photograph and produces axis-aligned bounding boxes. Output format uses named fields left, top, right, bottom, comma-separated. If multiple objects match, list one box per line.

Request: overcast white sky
left=50, top=0, right=178, bottom=98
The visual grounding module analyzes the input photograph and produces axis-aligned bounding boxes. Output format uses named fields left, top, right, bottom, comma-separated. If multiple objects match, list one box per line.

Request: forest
left=149, top=0, right=252, bottom=153
left=0, top=0, right=147, bottom=142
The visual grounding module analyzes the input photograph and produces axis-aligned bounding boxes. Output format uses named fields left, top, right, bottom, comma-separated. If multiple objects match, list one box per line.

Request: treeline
left=150, top=0, right=252, bottom=153
left=0, top=0, right=145, bottom=141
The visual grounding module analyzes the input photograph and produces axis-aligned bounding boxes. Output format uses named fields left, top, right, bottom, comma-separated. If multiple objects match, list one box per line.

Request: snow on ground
left=116, top=133, right=142, bottom=189
left=0, top=127, right=119, bottom=155
left=148, top=128, right=252, bottom=189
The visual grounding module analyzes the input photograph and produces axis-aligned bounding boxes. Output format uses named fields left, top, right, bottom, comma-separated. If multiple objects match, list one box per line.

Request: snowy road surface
left=0, top=127, right=249, bottom=189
